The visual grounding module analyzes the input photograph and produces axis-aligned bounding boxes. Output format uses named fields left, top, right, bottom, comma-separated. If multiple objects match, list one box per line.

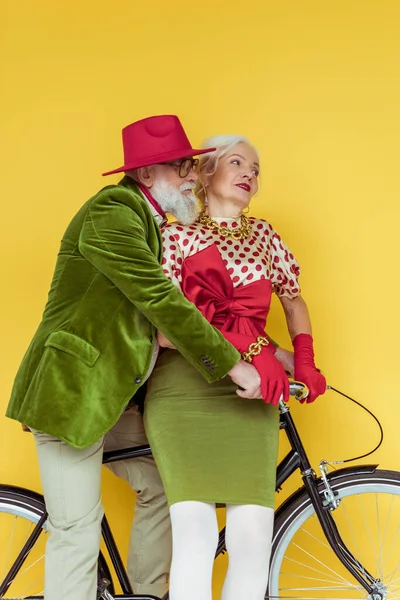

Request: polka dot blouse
left=161, top=216, right=301, bottom=299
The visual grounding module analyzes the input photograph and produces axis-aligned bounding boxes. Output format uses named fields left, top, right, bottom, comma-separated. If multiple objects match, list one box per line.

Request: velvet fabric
left=6, top=177, right=240, bottom=448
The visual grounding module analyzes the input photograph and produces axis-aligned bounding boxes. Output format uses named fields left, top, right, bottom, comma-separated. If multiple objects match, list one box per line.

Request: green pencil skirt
left=144, top=350, right=279, bottom=508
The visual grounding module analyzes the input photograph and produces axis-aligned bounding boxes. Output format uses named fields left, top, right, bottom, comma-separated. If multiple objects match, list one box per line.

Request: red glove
left=252, top=346, right=290, bottom=406
left=223, top=332, right=289, bottom=405
left=293, top=333, right=326, bottom=403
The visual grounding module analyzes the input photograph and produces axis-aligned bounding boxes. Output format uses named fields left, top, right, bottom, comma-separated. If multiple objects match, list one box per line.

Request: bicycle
left=1, top=380, right=399, bottom=600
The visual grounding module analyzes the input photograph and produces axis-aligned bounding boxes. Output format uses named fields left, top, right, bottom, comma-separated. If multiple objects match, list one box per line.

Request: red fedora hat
left=102, top=115, right=215, bottom=176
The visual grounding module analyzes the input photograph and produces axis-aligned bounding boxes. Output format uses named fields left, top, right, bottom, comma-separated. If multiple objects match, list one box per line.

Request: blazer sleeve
left=79, top=189, right=240, bottom=382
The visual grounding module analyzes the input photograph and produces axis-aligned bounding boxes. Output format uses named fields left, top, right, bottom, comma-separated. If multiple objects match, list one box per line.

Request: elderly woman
left=144, top=136, right=326, bottom=600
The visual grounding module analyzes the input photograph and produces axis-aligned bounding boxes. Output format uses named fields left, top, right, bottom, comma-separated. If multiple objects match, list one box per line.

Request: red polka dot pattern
left=160, top=216, right=301, bottom=297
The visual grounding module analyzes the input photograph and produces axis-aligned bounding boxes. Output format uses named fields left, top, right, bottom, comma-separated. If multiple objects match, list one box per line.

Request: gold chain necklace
left=198, top=212, right=252, bottom=240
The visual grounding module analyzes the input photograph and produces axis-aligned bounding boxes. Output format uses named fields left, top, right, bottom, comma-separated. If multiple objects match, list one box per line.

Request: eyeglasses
left=159, top=158, right=199, bottom=178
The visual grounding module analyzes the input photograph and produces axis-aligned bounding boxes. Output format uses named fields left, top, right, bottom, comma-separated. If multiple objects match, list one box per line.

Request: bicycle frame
left=274, top=402, right=381, bottom=599
left=101, top=400, right=382, bottom=599
left=2, top=400, right=382, bottom=600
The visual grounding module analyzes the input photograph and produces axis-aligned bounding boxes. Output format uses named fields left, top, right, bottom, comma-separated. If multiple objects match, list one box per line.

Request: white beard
left=151, top=179, right=200, bottom=225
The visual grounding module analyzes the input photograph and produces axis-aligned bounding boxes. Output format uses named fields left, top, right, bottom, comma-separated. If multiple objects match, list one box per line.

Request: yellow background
left=1, top=0, right=399, bottom=597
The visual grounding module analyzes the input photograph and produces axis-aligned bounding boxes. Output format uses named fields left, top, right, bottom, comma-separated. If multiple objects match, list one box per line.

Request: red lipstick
left=236, top=183, right=251, bottom=192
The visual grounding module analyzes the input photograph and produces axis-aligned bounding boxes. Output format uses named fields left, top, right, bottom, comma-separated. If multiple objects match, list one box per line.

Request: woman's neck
left=206, top=198, right=245, bottom=218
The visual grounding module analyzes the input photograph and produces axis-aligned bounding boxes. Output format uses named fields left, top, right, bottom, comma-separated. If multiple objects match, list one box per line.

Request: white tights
left=169, top=501, right=274, bottom=600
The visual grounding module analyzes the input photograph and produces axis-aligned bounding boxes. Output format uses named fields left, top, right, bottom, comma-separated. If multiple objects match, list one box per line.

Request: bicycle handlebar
left=237, top=379, right=309, bottom=402
left=288, top=379, right=309, bottom=401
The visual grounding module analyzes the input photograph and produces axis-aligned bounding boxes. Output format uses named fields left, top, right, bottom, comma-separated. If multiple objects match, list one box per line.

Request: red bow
left=181, top=244, right=271, bottom=337
left=181, top=244, right=289, bottom=404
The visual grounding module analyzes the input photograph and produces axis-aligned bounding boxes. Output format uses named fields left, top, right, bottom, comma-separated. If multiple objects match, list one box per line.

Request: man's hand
left=157, top=331, right=176, bottom=349
left=228, top=360, right=262, bottom=399
left=275, top=347, right=294, bottom=376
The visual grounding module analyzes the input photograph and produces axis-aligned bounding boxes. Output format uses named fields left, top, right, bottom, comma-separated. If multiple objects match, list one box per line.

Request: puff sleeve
left=268, top=230, right=301, bottom=298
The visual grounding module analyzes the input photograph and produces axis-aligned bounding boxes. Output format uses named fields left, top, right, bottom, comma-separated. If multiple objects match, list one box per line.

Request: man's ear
left=135, top=166, right=156, bottom=188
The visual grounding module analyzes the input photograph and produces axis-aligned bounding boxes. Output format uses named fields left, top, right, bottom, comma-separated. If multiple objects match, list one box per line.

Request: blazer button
left=134, top=376, right=142, bottom=384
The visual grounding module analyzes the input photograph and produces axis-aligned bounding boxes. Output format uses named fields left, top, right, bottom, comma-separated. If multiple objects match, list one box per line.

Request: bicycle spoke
left=269, top=474, right=400, bottom=600
left=288, top=541, right=356, bottom=588
left=385, top=555, right=400, bottom=587
left=279, top=572, right=350, bottom=587
left=282, top=554, right=356, bottom=590
left=382, top=524, right=400, bottom=583
left=0, top=508, right=48, bottom=598
left=299, top=508, right=372, bottom=585
left=22, top=520, right=37, bottom=547
left=287, top=510, right=374, bottom=591
left=8, top=552, right=46, bottom=584
left=357, top=493, right=379, bottom=568
left=16, top=577, right=45, bottom=598
left=377, top=498, right=400, bottom=592
left=385, top=573, right=400, bottom=587
left=0, top=490, right=114, bottom=600
left=297, top=524, right=335, bottom=552
left=268, top=596, right=366, bottom=599
left=340, top=498, right=364, bottom=573
left=280, top=586, right=361, bottom=591
left=2, top=515, right=17, bottom=581
left=375, top=492, right=384, bottom=580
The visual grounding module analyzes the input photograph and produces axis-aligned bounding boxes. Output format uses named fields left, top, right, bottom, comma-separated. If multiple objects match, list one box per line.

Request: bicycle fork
left=281, top=406, right=383, bottom=600
left=302, top=468, right=384, bottom=599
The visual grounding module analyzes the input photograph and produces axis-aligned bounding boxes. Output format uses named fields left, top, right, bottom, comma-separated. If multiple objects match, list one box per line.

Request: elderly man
left=6, top=115, right=266, bottom=600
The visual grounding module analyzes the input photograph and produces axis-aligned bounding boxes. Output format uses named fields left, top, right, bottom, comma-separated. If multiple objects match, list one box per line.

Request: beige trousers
left=33, top=406, right=172, bottom=600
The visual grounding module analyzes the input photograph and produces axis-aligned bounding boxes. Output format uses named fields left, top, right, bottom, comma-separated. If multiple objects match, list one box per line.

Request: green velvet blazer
left=6, top=177, right=240, bottom=448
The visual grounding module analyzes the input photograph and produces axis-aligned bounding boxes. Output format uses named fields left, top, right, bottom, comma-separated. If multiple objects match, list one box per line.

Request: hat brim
left=102, top=146, right=216, bottom=176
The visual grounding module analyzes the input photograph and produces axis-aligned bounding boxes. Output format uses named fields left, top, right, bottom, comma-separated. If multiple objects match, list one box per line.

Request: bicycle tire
left=0, top=484, right=114, bottom=599
left=268, top=468, right=400, bottom=599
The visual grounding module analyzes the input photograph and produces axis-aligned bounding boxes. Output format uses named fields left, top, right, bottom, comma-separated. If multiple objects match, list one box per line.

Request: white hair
left=151, top=179, right=200, bottom=225
left=196, top=135, right=259, bottom=203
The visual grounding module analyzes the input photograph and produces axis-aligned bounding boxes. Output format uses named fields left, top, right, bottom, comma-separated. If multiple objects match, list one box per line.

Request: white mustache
left=180, top=182, right=196, bottom=193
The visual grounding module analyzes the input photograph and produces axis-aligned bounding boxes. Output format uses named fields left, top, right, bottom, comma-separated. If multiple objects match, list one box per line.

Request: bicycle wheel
left=268, top=468, right=400, bottom=599
left=0, top=484, right=113, bottom=599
